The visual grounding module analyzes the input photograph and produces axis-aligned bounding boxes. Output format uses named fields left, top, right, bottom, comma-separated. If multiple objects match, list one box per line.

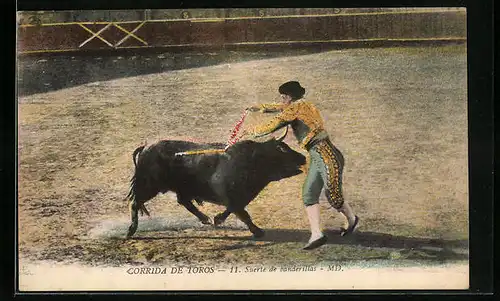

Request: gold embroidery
left=259, top=103, right=286, bottom=112
left=315, top=140, right=344, bottom=209
left=251, top=103, right=296, bottom=137
left=294, top=101, right=325, bottom=133
left=251, top=101, right=326, bottom=147
left=300, top=128, right=324, bottom=149
left=252, top=119, right=285, bottom=137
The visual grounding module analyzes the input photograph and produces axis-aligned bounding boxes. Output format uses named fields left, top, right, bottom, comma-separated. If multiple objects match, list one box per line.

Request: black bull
left=126, top=133, right=306, bottom=238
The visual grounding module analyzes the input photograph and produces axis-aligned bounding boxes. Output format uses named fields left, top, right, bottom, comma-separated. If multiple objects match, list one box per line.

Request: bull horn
left=276, top=126, right=289, bottom=142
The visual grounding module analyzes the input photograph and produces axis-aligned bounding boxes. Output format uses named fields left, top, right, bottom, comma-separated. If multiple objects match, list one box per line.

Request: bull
left=125, top=128, right=306, bottom=238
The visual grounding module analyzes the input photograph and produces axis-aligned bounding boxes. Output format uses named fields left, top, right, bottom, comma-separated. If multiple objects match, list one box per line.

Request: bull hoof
left=252, top=228, right=265, bottom=238
left=126, top=226, right=137, bottom=239
left=200, top=216, right=213, bottom=225
left=213, top=214, right=226, bottom=227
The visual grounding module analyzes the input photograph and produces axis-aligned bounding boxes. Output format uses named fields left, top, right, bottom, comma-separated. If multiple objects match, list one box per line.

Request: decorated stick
left=226, top=110, right=248, bottom=147
left=175, top=110, right=249, bottom=156
left=175, top=149, right=226, bottom=156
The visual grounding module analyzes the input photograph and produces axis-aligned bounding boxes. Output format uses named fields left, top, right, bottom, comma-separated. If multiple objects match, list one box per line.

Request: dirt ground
left=17, top=44, right=468, bottom=268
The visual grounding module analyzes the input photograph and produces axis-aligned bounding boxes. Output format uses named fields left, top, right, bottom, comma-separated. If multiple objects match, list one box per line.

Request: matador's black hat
left=278, top=81, right=306, bottom=100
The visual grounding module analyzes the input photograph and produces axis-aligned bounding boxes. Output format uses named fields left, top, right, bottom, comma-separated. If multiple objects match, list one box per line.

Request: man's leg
left=316, top=141, right=359, bottom=236
left=302, top=150, right=327, bottom=249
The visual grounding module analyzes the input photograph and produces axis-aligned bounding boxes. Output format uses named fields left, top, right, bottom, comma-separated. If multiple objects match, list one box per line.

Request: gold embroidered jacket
left=250, top=100, right=328, bottom=149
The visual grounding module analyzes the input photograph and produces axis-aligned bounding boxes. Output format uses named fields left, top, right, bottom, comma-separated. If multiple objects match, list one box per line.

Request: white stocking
left=305, top=204, right=323, bottom=242
left=338, top=202, right=356, bottom=228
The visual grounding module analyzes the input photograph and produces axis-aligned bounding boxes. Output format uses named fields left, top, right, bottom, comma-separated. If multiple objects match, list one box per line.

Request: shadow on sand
left=17, top=41, right=465, bottom=97
left=132, top=227, right=469, bottom=261
left=17, top=47, right=331, bottom=97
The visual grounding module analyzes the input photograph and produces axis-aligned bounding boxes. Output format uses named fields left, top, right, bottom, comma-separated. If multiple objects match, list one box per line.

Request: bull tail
left=126, top=141, right=153, bottom=238
left=132, top=144, right=146, bottom=168
left=126, top=176, right=136, bottom=201
left=126, top=143, right=146, bottom=201
left=126, top=153, right=141, bottom=238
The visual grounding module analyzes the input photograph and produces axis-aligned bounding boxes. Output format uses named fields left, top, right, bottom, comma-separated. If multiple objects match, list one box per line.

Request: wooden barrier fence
left=17, top=10, right=466, bottom=54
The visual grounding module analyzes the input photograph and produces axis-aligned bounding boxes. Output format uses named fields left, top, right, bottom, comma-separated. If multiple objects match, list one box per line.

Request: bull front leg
left=233, top=209, right=265, bottom=238
left=213, top=209, right=231, bottom=226
left=177, top=194, right=212, bottom=225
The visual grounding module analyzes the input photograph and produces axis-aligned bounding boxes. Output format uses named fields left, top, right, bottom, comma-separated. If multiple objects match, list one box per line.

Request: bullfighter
left=245, top=81, right=359, bottom=250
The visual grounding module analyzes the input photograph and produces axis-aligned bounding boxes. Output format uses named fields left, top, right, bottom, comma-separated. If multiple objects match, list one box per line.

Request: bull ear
left=276, top=126, right=288, bottom=142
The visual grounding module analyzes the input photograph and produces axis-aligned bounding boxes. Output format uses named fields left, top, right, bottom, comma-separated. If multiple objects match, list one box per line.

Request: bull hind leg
left=126, top=199, right=140, bottom=238
left=126, top=187, right=155, bottom=238
left=177, top=194, right=212, bottom=225
left=233, top=209, right=264, bottom=238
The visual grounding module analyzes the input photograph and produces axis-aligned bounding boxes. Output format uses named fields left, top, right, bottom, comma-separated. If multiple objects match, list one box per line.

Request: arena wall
left=17, top=9, right=466, bottom=54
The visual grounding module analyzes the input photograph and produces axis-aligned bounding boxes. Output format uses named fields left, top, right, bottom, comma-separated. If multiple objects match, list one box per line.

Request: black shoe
left=303, top=234, right=328, bottom=250
left=340, top=215, right=359, bottom=237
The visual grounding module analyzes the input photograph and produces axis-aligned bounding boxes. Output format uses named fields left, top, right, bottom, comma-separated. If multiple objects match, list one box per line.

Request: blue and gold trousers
left=302, top=139, right=345, bottom=209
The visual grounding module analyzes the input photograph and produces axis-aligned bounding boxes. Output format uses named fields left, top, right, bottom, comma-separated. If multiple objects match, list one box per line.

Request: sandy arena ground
left=17, top=45, right=468, bottom=289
